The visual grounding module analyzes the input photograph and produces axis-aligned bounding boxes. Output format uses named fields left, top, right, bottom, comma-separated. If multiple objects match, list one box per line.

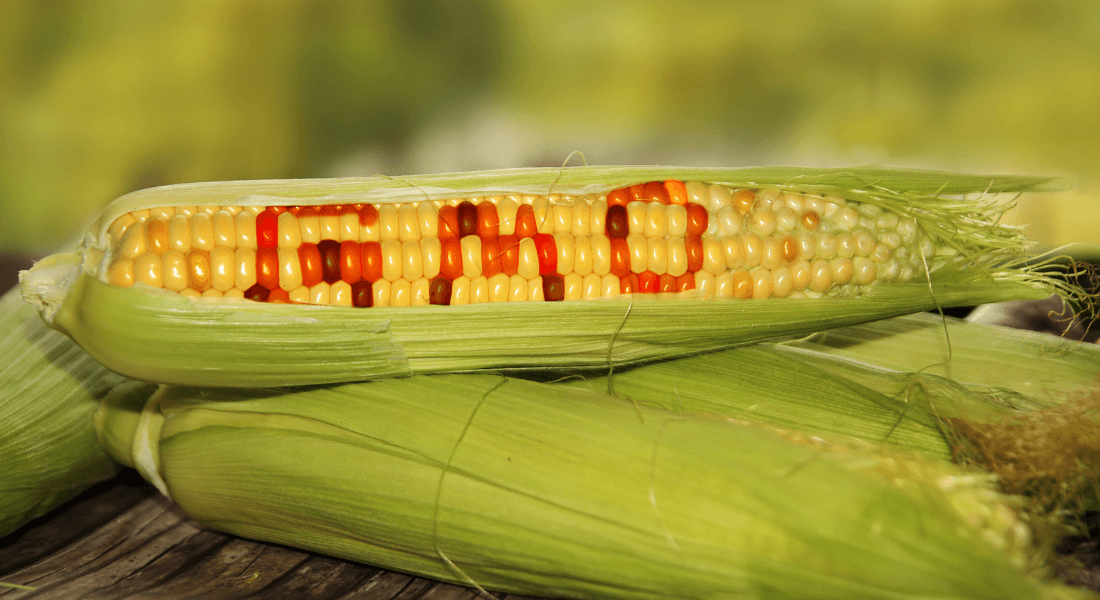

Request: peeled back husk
left=21, top=166, right=1071, bottom=387
left=96, top=375, right=1080, bottom=600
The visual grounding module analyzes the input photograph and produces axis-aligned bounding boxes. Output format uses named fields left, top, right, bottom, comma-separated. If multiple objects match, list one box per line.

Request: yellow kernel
left=276, top=212, right=301, bottom=250
left=571, top=201, right=590, bottom=237
left=666, top=204, right=687, bottom=237
left=134, top=254, right=163, bottom=288
left=320, top=207, right=341, bottom=240
left=310, top=282, right=330, bottom=304
left=644, top=203, right=668, bottom=238
left=582, top=273, right=602, bottom=299
left=178, top=288, right=201, bottom=299
left=210, top=247, right=235, bottom=291
left=371, top=279, right=389, bottom=307
left=685, top=181, right=708, bottom=204
left=573, top=236, right=593, bottom=276
left=750, top=209, right=777, bottom=236
left=553, top=202, right=573, bottom=234
left=837, top=234, right=856, bottom=258
left=278, top=248, right=302, bottom=291
left=223, top=288, right=245, bottom=299
left=497, top=197, right=519, bottom=236
left=810, top=259, right=832, bottom=292
left=741, top=233, right=763, bottom=268
left=188, top=250, right=213, bottom=292
left=235, top=248, right=257, bottom=290
left=107, top=259, right=134, bottom=287
left=289, top=286, right=310, bottom=303
left=235, top=211, right=258, bottom=249
left=601, top=274, right=620, bottom=298
left=718, top=207, right=743, bottom=236
left=517, top=238, right=539, bottom=280
left=116, top=224, right=147, bottom=260
left=508, top=274, right=528, bottom=302
left=776, top=207, right=799, bottom=232
left=694, top=270, right=715, bottom=298
left=715, top=271, right=735, bottom=297
left=528, top=276, right=544, bottom=301
left=488, top=272, right=510, bottom=303
left=175, top=206, right=199, bottom=217
left=723, top=236, right=744, bottom=269
left=381, top=239, right=403, bottom=281
left=450, top=276, right=471, bottom=305
left=627, top=201, right=648, bottom=235
left=203, top=288, right=225, bottom=299
left=831, top=257, right=854, bottom=285
left=702, top=238, right=725, bottom=275
left=461, top=236, right=482, bottom=278
left=150, top=206, right=175, bottom=221
left=627, top=234, right=647, bottom=274
left=416, top=202, right=437, bottom=238
left=591, top=236, right=611, bottom=276
left=761, top=237, right=783, bottom=270
left=391, top=278, right=413, bottom=306
left=212, top=210, right=236, bottom=247
left=563, top=273, right=583, bottom=301
left=377, top=205, right=400, bottom=241
left=589, top=199, right=607, bottom=236
left=331, top=280, right=353, bottom=306
left=667, top=238, right=687, bottom=277
left=854, top=229, right=877, bottom=257
left=168, top=215, right=191, bottom=253
left=399, top=204, right=420, bottom=242
left=708, top=184, right=733, bottom=212
left=772, top=267, right=793, bottom=298
left=162, top=250, right=188, bottom=292
left=532, top=197, right=553, bottom=234
left=108, top=214, right=137, bottom=242
left=647, top=238, right=668, bottom=275
left=411, top=278, right=430, bottom=306
left=421, top=237, right=442, bottom=279
left=403, top=241, right=424, bottom=281
left=853, top=256, right=877, bottom=285
left=752, top=268, right=773, bottom=299
left=791, top=259, right=811, bottom=290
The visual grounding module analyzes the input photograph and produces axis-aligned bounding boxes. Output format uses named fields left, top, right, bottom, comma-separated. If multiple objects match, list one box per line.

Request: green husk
left=21, top=166, right=1074, bottom=387
left=95, top=374, right=1081, bottom=600
left=0, top=286, right=129, bottom=538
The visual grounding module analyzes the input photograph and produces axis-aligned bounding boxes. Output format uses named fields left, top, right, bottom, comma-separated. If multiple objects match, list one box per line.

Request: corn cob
left=94, top=375, right=1078, bottom=600
left=21, top=166, right=1070, bottom=387
left=0, top=286, right=128, bottom=537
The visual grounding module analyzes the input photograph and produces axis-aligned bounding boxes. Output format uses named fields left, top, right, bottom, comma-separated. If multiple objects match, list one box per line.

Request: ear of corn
left=95, top=374, right=1074, bottom=600
left=784, top=312, right=1100, bottom=404
left=0, top=286, right=129, bottom=537
left=21, top=166, right=1077, bottom=387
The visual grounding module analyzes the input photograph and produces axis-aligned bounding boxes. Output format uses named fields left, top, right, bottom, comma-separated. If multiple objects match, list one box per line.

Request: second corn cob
left=93, top=375, right=1075, bottom=600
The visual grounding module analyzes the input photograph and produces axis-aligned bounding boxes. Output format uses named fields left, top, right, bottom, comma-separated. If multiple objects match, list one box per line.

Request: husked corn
left=101, top=182, right=934, bottom=307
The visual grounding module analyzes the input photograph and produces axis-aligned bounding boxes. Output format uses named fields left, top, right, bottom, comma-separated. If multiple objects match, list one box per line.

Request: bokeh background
left=1, top=0, right=1098, bottom=258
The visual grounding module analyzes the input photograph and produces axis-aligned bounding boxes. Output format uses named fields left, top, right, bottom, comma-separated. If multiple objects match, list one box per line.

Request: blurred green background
left=1, top=0, right=1098, bottom=254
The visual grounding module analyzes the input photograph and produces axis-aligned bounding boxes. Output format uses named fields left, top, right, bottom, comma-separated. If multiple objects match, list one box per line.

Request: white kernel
left=600, top=274, right=619, bottom=298
left=750, top=209, right=777, bottom=236
left=831, top=257, right=854, bottom=285
left=708, top=184, right=733, bottom=212
left=391, top=278, right=414, bottom=306
left=627, top=234, right=647, bottom=273
left=817, top=233, right=838, bottom=258
left=573, top=236, right=593, bottom=276
left=277, top=212, right=301, bottom=249
left=833, top=206, right=859, bottom=231
left=403, top=241, right=424, bottom=281
left=752, top=268, right=773, bottom=299
left=627, top=201, right=648, bottom=235
left=591, top=236, right=611, bottom=276
left=897, top=218, right=917, bottom=244
left=532, top=197, right=553, bottom=234
left=340, top=210, right=360, bottom=242
left=381, top=239, right=403, bottom=281
left=686, top=181, right=708, bottom=204
left=421, top=237, right=441, bottom=279
left=667, top=204, right=688, bottom=237
left=853, top=229, right=876, bottom=257
left=589, top=199, right=607, bottom=237
left=758, top=188, right=780, bottom=207
left=488, top=272, right=510, bottom=302
left=582, top=273, right=601, bottom=299
left=871, top=243, right=892, bottom=263
left=837, top=234, right=856, bottom=258
left=858, top=216, right=876, bottom=230
left=803, top=194, right=825, bottom=215
left=920, top=236, right=936, bottom=260
left=781, top=193, right=804, bottom=213
left=235, top=248, right=257, bottom=290
left=880, top=259, right=901, bottom=280
left=648, top=238, right=668, bottom=275
left=667, top=238, right=687, bottom=277
left=810, top=259, right=832, bottom=292
left=858, top=203, right=882, bottom=216
left=723, top=236, right=744, bottom=269
left=378, top=205, right=400, bottom=241
left=563, top=273, right=583, bottom=301
left=741, top=233, right=763, bottom=268
left=791, top=259, right=811, bottom=290
left=772, top=267, right=794, bottom=298
left=235, top=211, right=257, bottom=249
left=210, top=246, right=235, bottom=291
left=509, top=274, right=528, bottom=302
left=571, top=201, right=591, bottom=237
left=694, top=270, right=715, bottom=298
left=168, top=214, right=191, bottom=253
left=796, top=232, right=816, bottom=260
left=880, top=231, right=902, bottom=250
left=371, top=279, right=390, bottom=307
left=528, top=276, right=544, bottom=301
left=718, top=207, right=743, bottom=236
left=289, top=286, right=310, bottom=303
left=517, top=238, right=539, bottom=279
left=776, top=207, right=799, bottom=232
left=331, top=280, right=353, bottom=306
left=702, top=238, right=725, bottom=274
left=417, top=202, right=438, bottom=238
left=853, top=257, right=877, bottom=285
left=876, top=212, right=899, bottom=231
left=645, top=203, right=668, bottom=238
left=310, top=282, right=330, bottom=304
